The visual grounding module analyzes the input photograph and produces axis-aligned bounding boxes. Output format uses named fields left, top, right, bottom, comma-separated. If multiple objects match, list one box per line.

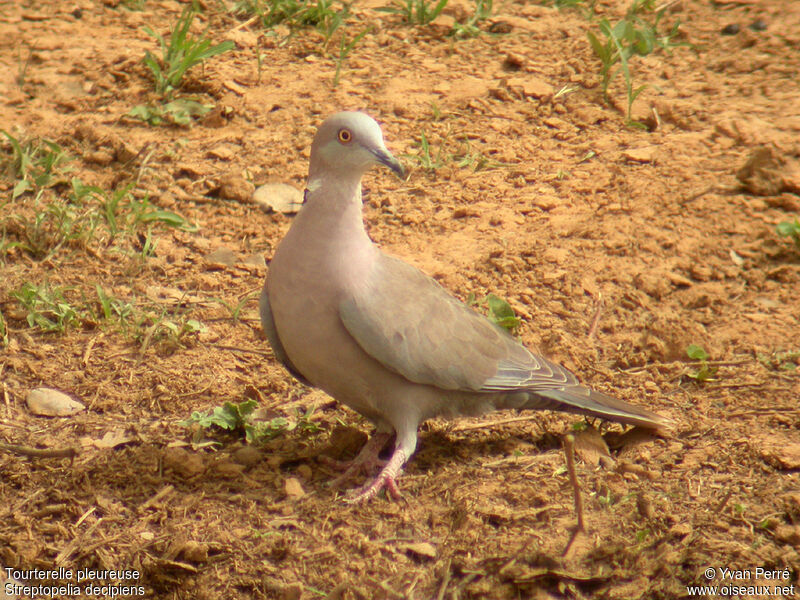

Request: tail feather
left=530, top=386, right=672, bottom=432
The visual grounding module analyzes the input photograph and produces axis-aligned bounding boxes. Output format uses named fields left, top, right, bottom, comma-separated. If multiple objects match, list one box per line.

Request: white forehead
left=319, top=111, right=384, bottom=143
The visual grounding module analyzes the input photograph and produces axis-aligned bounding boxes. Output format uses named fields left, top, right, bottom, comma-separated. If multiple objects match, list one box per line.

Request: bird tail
left=529, top=386, right=672, bottom=433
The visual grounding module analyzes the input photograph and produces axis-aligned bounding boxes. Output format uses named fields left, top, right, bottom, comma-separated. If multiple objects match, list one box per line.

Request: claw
left=322, top=432, right=392, bottom=488
left=344, top=447, right=407, bottom=504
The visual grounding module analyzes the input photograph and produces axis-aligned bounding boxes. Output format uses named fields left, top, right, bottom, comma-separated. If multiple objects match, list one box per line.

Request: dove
left=261, top=111, right=670, bottom=502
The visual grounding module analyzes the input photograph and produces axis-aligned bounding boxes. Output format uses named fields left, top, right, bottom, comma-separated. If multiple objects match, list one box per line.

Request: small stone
left=634, top=272, right=672, bottom=299
left=296, top=464, right=313, bottom=480
left=503, top=52, right=526, bottom=70
left=622, top=147, right=657, bottom=163
left=721, top=23, right=740, bottom=35
left=85, top=150, right=114, bottom=165
left=163, top=448, right=206, bottom=478
left=398, top=542, right=437, bottom=560
left=282, top=583, right=303, bottom=600
left=26, top=387, right=85, bottom=417
left=205, top=247, right=238, bottom=269
left=506, top=75, right=554, bottom=99
left=179, top=541, right=209, bottom=562
left=232, top=445, right=263, bottom=467
left=206, top=145, right=236, bottom=161
left=253, top=183, right=304, bottom=214
left=760, top=442, right=800, bottom=470
left=782, top=491, right=800, bottom=518
left=774, top=525, right=800, bottom=545
left=284, top=477, right=305, bottom=498
left=239, top=253, right=266, bottom=269
left=217, top=174, right=255, bottom=202
left=736, top=146, right=788, bottom=196
left=749, top=19, right=767, bottom=32
left=213, top=460, right=245, bottom=478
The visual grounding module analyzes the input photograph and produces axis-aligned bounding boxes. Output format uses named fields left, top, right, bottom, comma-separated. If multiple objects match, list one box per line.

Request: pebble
left=26, top=387, right=85, bottom=417
left=252, top=183, right=304, bottom=214
left=721, top=23, right=740, bottom=35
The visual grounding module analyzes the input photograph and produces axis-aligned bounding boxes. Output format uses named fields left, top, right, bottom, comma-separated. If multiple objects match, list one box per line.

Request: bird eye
left=338, top=129, right=352, bottom=143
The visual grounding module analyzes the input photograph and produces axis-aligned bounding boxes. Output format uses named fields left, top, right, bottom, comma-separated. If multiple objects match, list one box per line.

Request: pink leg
left=323, top=432, right=393, bottom=488
left=344, top=446, right=407, bottom=504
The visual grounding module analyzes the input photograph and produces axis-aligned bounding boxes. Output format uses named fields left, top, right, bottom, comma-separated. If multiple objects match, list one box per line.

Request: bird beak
left=372, top=147, right=405, bottom=179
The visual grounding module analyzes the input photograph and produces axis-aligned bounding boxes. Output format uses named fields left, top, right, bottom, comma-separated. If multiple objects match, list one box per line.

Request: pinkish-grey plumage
left=261, top=111, right=670, bottom=502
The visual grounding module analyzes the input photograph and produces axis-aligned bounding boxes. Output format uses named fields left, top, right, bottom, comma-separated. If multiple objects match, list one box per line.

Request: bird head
left=309, top=112, right=404, bottom=180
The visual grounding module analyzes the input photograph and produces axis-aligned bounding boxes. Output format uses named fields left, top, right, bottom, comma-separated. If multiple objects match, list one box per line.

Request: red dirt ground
left=1, top=0, right=799, bottom=598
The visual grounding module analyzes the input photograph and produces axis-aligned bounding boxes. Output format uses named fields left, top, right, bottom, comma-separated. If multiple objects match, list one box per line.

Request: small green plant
left=586, top=0, right=682, bottom=125
left=404, top=130, right=445, bottom=171
left=635, top=529, right=651, bottom=543
left=236, top=0, right=336, bottom=28
left=181, top=401, right=320, bottom=445
left=333, top=26, right=371, bottom=86
left=777, top=218, right=800, bottom=250
left=181, top=399, right=259, bottom=441
left=13, top=282, right=85, bottom=333
left=142, top=7, right=235, bottom=98
left=0, top=307, right=8, bottom=348
left=378, top=0, right=449, bottom=26
left=128, top=99, right=211, bottom=126
left=544, top=0, right=595, bottom=15
left=757, top=349, right=799, bottom=372
left=1, top=130, right=71, bottom=199
left=451, top=0, right=493, bottom=38
left=468, top=292, right=521, bottom=335
left=453, top=136, right=505, bottom=171
left=95, top=285, right=136, bottom=325
left=686, top=344, right=717, bottom=383
left=131, top=7, right=233, bottom=126
left=485, top=294, right=521, bottom=334
left=212, top=291, right=259, bottom=324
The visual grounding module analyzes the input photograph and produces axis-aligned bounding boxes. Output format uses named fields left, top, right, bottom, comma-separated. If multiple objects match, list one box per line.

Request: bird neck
left=301, top=174, right=370, bottom=244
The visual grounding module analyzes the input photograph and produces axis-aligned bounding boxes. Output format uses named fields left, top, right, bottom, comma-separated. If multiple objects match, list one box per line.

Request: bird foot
left=322, top=432, right=392, bottom=488
left=343, top=447, right=407, bottom=504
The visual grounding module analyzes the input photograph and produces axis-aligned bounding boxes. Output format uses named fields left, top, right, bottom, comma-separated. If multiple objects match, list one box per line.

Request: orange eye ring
left=338, top=128, right=352, bottom=143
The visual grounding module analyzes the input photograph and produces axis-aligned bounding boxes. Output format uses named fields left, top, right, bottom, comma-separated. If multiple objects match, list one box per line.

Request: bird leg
left=323, top=431, right=393, bottom=488
left=345, top=445, right=407, bottom=504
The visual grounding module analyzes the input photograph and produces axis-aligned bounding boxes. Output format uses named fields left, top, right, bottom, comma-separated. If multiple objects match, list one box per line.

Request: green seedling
left=545, top=0, right=595, bottom=16
left=181, top=399, right=259, bottom=440
left=13, top=282, right=85, bottom=333
left=212, top=291, right=259, bottom=323
left=235, top=0, right=349, bottom=53
left=16, top=44, right=34, bottom=87
left=95, top=285, right=136, bottom=325
left=757, top=350, right=799, bottom=372
left=686, top=344, right=717, bottom=383
left=467, top=292, right=521, bottom=335
left=0, top=308, right=8, bottom=348
left=451, top=0, right=493, bottom=38
left=131, top=7, right=233, bottom=126
left=1, top=130, right=71, bottom=199
left=128, top=99, right=211, bottom=127
left=7, top=190, right=101, bottom=260
left=635, top=529, right=651, bottom=543
left=777, top=218, right=800, bottom=250
left=404, top=130, right=445, bottom=171
left=128, top=194, right=198, bottom=233
left=453, top=136, right=505, bottom=171
left=586, top=0, right=682, bottom=125
left=4, top=178, right=195, bottom=260
left=333, top=26, right=371, bottom=86
left=378, top=0, right=449, bottom=26
left=142, top=6, right=234, bottom=98
left=182, top=401, right=320, bottom=445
